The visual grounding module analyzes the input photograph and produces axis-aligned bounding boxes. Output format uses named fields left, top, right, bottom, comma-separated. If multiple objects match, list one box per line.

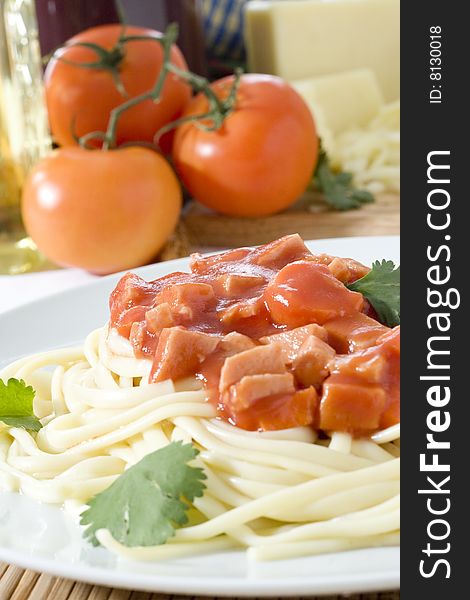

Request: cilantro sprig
left=0, top=378, right=42, bottom=431
left=80, top=441, right=206, bottom=547
left=347, top=260, right=400, bottom=327
left=314, top=145, right=375, bottom=211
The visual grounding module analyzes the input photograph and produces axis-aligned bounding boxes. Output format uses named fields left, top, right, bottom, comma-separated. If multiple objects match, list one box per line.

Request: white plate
left=0, top=236, right=400, bottom=596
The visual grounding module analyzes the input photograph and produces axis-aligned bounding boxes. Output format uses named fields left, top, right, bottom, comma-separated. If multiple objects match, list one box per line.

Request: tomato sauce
left=109, top=235, right=400, bottom=436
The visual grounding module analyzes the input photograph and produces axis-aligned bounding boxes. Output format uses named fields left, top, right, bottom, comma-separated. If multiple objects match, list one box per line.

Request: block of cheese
left=291, top=69, right=384, bottom=138
left=245, top=0, right=400, bottom=101
left=296, top=101, right=335, bottom=154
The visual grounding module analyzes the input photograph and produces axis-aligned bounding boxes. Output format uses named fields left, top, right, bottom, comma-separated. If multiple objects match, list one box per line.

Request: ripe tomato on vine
left=45, top=24, right=191, bottom=149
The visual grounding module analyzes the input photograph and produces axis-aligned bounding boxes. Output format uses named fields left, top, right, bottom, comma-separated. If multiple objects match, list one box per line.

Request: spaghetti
left=0, top=327, right=399, bottom=561
left=0, top=236, right=400, bottom=561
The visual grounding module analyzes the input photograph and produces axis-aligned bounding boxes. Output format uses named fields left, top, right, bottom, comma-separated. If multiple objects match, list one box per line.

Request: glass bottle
left=35, top=0, right=207, bottom=76
left=0, top=0, right=51, bottom=275
left=35, top=0, right=120, bottom=57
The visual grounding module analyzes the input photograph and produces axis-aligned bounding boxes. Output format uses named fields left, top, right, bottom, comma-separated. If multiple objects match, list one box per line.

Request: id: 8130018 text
left=429, top=26, right=442, bottom=104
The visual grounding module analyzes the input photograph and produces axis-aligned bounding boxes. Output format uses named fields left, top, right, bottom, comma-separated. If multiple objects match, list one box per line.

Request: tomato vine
left=50, top=23, right=242, bottom=151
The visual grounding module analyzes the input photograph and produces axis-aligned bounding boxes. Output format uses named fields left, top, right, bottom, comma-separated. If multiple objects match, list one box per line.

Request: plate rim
left=0, top=235, right=400, bottom=595
left=0, top=544, right=399, bottom=597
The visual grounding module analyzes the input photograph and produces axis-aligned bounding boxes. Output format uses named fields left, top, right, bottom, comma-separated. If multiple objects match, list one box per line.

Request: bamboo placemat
left=1, top=195, right=399, bottom=599
left=0, top=562, right=399, bottom=599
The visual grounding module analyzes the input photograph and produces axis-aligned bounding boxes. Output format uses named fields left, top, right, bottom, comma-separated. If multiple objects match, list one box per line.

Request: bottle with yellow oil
left=0, top=0, right=51, bottom=274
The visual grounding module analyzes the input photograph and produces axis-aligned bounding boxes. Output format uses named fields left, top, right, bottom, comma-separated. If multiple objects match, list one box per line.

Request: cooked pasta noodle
left=0, top=326, right=400, bottom=561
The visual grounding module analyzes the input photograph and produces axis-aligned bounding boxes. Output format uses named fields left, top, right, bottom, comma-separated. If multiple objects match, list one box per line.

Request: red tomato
left=172, top=74, right=319, bottom=217
left=21, top=147, right=182, bottom=274
left=44, top=25, right=191, bottom=148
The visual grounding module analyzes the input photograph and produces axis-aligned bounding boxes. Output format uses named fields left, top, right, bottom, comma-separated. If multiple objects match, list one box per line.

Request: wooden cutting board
left=182, top=192, right=399, bottom=248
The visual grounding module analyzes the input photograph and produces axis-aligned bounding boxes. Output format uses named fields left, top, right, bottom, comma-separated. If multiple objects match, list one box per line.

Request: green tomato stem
left=73, top=23, right=243, bottom=151
left=100, top=23, right=178, bottom=150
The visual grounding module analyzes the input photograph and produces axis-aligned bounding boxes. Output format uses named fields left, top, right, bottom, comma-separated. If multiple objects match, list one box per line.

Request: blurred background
left=0, top=0, right=399, bottom=279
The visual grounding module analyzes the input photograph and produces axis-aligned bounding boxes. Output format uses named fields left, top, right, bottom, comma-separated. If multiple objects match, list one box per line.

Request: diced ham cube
left=219, top=343, right=287, bottom=392
left=320, top=326, right=399, bottom=432
left=292, top=336, right=336, bottom=387
left=326, top=257, right=370, bottom=284
left=114, top=305, right=148, bottom=337
left=283, top=387, right=319, bottom=429
left=154, top=282, right=216, bottom=323
left=327, top=257, right=351, bottom=282
left=305, top=254, right=370, bottom=284
left=324, top=312, right=389, bottom=353
left=174, top=282, right=215, bottom=302
left=110, top=272, right=154, bottom=311
left=145, top=303, right=174, bottom=333
left=304, top=253, right=332, bottom=267
left=110, top=273, right=156, bottom=334
left=340, top=257, right=370, bottom=283
left=219, top=297, right=264, bottom=324
left=151, top=327, right=220, bottom=382
left=349, top=354, right=387, bottom=382
left=129, top=321, right=146, bottom=352
left=227, top=373, right=295, bottom=411
left=234, top=386, right=319, bottom=431
left=219, top=332, right=257, bottom=355
left=320, top=382, right=386, bottom=432
left=376, top=326, right=400, bottom=354
left=260, top=324, right=328, bottom=363
left=217, top=273, right=266, bottom=297
left=190, top=248, right=251, bottom=274
left=252, top=234, right=312, bottom=269
left=381, top=394, right=400, bottom=430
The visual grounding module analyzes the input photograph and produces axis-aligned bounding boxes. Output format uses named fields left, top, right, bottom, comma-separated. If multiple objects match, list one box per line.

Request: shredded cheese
left=331, top=101, right=400, bottom=194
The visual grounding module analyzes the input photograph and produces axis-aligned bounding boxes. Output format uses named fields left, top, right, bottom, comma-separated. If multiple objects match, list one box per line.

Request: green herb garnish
left=80, top=441, right=206, bottom=547
left=0, top=378, right=42, bottom=431
left=347, top=260, right=400, bottom=327
left=314, top=145, right=375, bottom=210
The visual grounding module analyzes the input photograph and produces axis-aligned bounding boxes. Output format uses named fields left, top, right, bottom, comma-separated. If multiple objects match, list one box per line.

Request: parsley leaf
left=347, top=260, right=400, bottom=327
left=0, top=378, right=42, bottom=431
left=80, top=441, right=207, bottom=547
left=314, top=145, right=375, bottom=211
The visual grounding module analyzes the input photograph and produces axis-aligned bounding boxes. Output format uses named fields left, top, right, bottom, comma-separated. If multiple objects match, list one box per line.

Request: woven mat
left=0, top=563, right=399, bottom=600
left=1, top=196, right=400, bottom=599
